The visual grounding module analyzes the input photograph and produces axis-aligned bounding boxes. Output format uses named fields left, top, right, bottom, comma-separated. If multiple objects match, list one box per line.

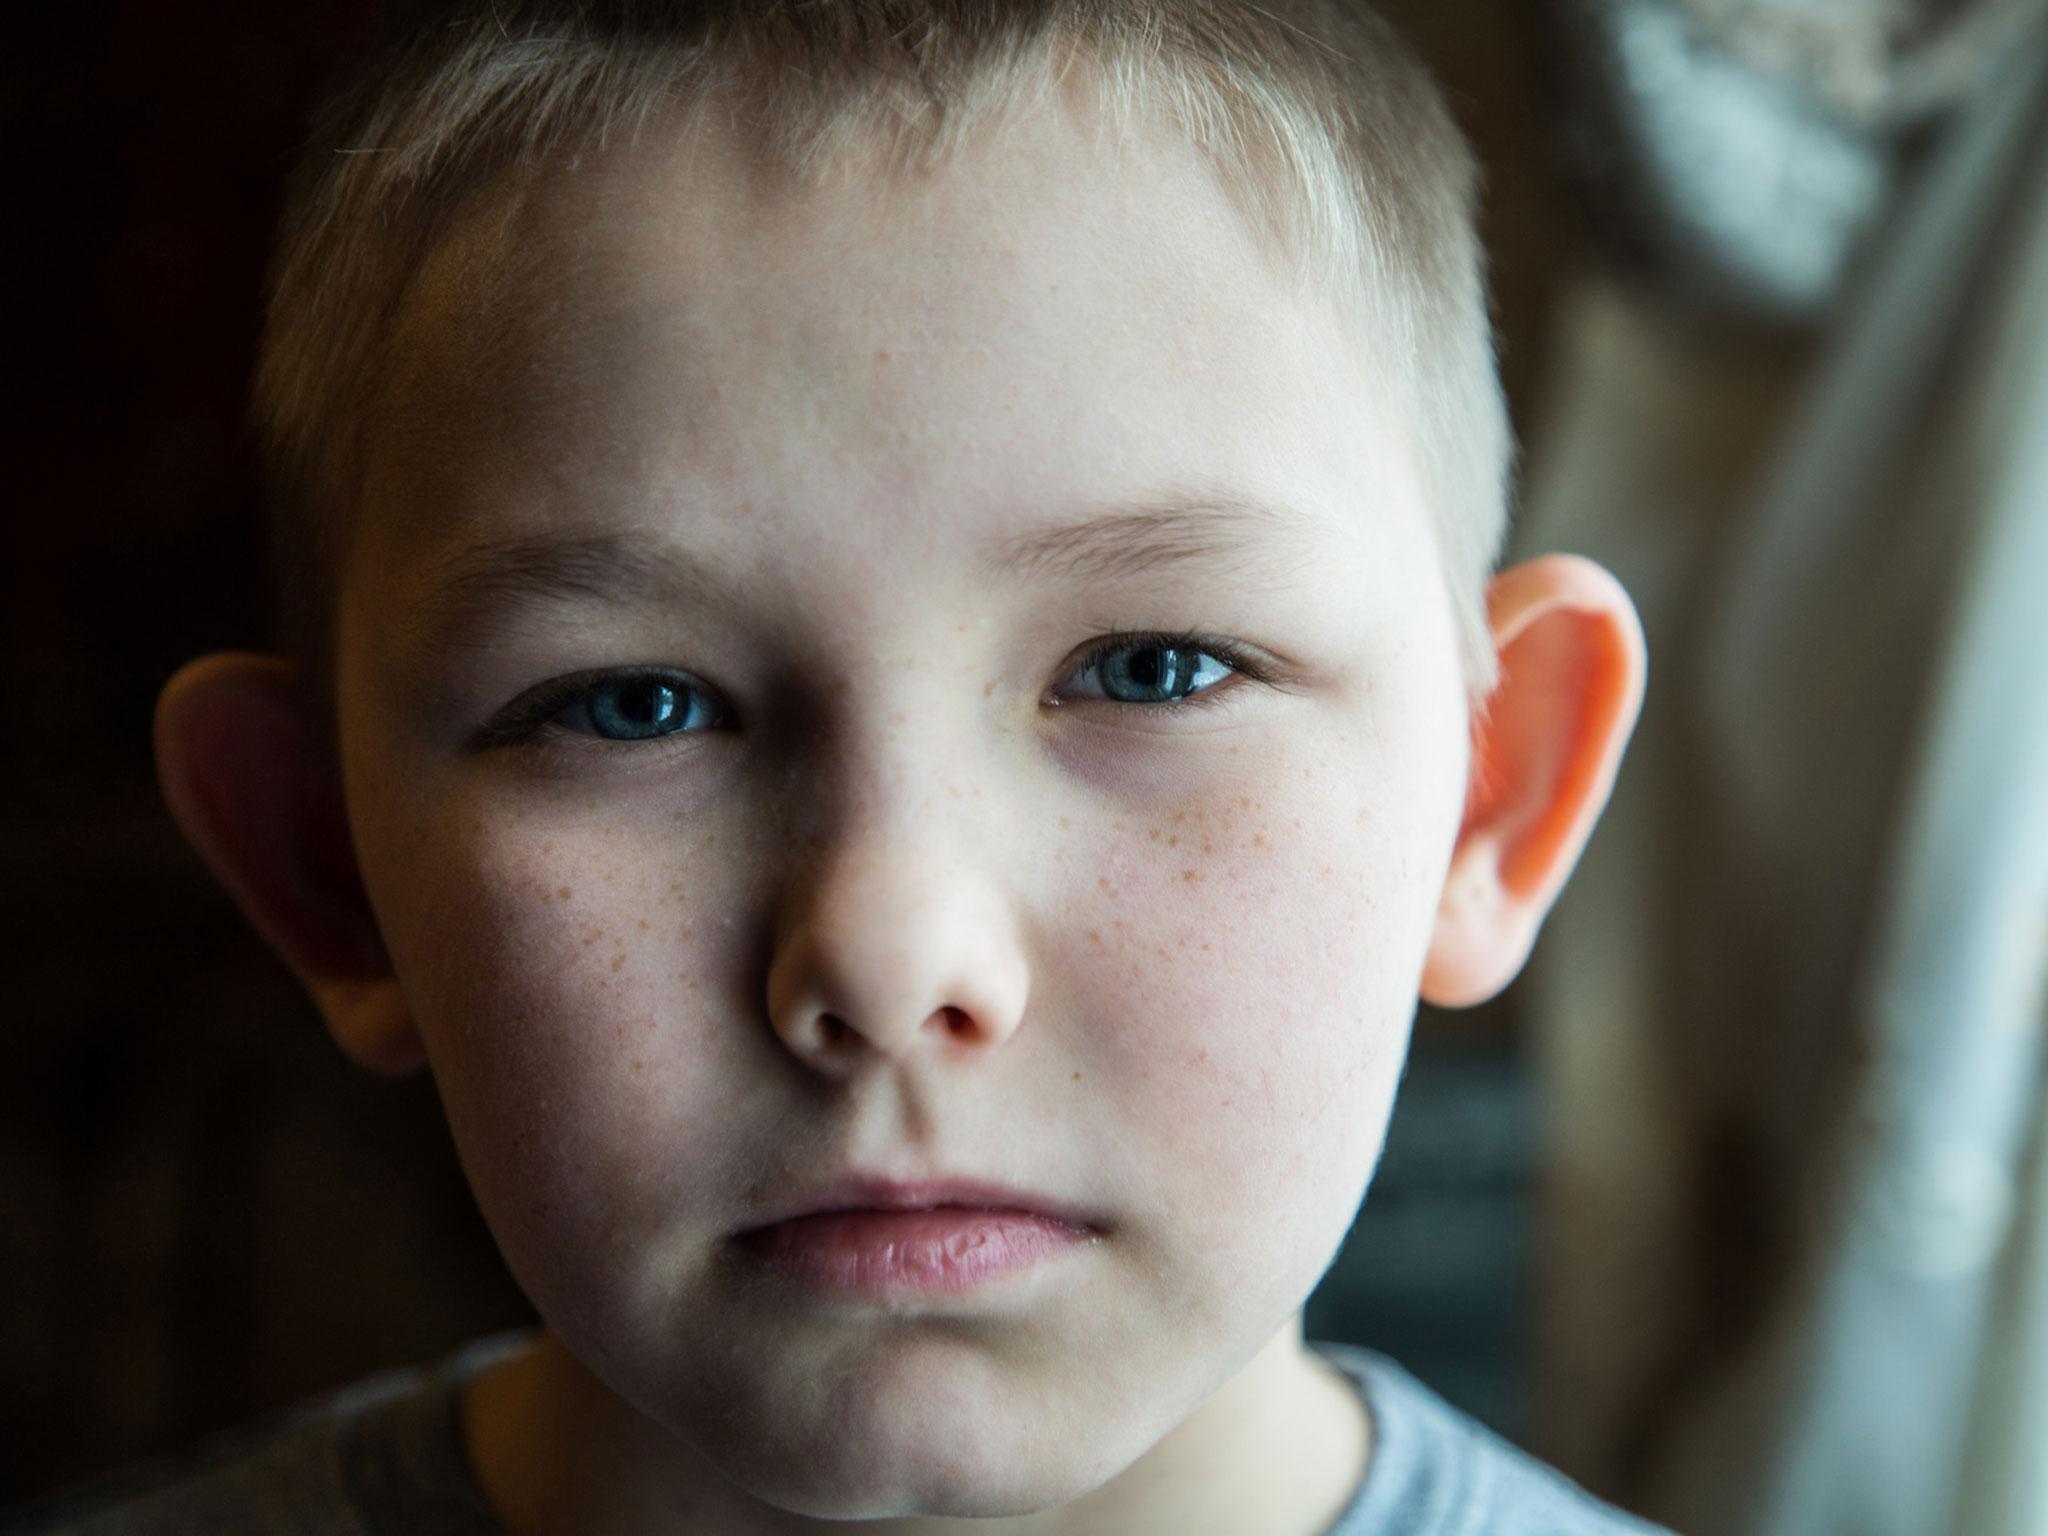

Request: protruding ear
left=1421, top=555, right=1647, bottom=1009
left=152, top=653, right=426, bottom=1075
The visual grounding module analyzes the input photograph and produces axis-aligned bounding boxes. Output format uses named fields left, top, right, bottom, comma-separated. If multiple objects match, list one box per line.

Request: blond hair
left=256, top=0, right=1510, bottom=736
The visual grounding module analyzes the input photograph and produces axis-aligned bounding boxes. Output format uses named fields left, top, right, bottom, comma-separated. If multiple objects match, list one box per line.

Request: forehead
left=357, top=78, right=1424, bottom=617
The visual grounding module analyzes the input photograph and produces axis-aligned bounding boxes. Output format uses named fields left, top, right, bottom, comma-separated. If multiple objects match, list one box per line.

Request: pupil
left=1115, top=645, right=1189, bottom=698
left=621, top=678, right=676, bottom=726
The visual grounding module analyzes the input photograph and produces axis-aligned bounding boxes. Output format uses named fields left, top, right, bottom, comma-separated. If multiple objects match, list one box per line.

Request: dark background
left=0, top=0, right=1584, bottom=1507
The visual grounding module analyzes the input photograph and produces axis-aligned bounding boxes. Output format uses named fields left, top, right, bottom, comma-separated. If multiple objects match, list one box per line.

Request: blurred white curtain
left=1513, top=21, right=2048, bottom=1536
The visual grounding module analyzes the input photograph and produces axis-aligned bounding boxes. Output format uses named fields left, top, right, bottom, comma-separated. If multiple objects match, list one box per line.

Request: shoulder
left=1308, top=1341, right=1681, bottom=1536
left=0, top=1334, right=535, bottom=1536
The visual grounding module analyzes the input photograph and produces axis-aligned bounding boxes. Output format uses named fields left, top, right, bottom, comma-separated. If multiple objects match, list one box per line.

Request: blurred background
left=4, top=2, right=2046, bottom=1533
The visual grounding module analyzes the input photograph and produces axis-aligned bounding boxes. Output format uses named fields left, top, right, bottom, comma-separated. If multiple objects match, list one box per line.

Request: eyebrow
left=401, top=489, right=1326, bottom=657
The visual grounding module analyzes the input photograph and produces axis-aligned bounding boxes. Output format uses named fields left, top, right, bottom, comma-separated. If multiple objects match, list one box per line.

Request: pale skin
left=153, top=73, right=1645, bottom=1536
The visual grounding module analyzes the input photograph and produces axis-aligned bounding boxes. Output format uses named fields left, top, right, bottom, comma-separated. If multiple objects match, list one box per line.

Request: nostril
left=821, top=1014, right=850, bottom=1045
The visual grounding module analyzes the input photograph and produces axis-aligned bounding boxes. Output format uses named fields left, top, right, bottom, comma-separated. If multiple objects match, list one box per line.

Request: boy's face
left=340, top=85, right=1469, bottom=1515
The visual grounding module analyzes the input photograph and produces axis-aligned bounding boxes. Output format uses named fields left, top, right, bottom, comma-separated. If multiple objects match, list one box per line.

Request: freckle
left=1323, top=866, right=1334, bottom=877
left=583, top=934, right=598, bottom=947
left=1293, top=820, right=1302, bottom=829
left=630, top=1058, right=645, bottom=1073
left=1201, top=841, right=1213, bottom=853
left=1221, top=1098, right=1232, bottom=1107
left=1238, top=797, right=1251, bottom=809
left=542, top=840, right=554, bottom=853
left=558, top=886, right=572, bottom=900
left=984, top=681, right=995, bottom=696
left=1059, top=817, right=1071, bottom=829
left=612, top=953, right=626, bottom=972
left=1167, top=835, right=1179, bottom=846
left=1197, top=1048, right=1209, bottom=1062
left=1172, top=811, right=1187, bottom=825
left=669, top=882, right=682, bottom=894
left=1182, top=869, right=1198, bottom=882
left=1149, top=828, right=1161, bottom=841
left=638, top=918, right=649, bottom=931
left=1253, top=834, right=1265, bottom=847
left=1201, top=941, right=1211, bottom=951
left=603, top=870, right=614, bottom=882
left=1088, top=930, right=1102, bottom=944
left=949, top=784, right=962, bottom=799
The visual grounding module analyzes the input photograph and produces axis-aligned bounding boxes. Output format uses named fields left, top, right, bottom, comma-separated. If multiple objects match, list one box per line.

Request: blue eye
left=1061, top=631, right=1260, bottom=710
left=477, top=629, right=1273, bottom=753
left=575, top=672, right=705, bottom=739
left=478, top=668, right=716, bottom=749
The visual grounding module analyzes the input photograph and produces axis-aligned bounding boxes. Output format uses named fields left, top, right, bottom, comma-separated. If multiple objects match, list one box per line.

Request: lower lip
left=734, top=1208, right=1093, bottom=1296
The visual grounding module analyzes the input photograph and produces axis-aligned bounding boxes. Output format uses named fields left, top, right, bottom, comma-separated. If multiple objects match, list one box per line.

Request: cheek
left=1065, top=765, right=1438, bottom=1250
left=380, top=816, right=755, bottom=1288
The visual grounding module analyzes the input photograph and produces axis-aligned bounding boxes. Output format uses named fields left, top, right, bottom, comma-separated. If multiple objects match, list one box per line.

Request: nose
left=764, top=834, right=1031, bottom=1075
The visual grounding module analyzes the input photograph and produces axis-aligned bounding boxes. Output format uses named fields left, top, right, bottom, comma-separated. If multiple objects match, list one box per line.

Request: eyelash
left=474, top=628, right=1277, bottom=754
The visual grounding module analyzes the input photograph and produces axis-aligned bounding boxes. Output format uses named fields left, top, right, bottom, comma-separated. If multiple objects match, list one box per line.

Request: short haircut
left=254, top=0, right=1511, bottom=743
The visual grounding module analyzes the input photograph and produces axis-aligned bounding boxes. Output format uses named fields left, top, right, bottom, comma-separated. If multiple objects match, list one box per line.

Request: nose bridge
left=777, top=621, right=1006, bottom=849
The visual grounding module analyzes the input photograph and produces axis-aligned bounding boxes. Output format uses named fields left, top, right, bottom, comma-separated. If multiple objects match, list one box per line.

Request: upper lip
left=738, top=1175, right=1103, bottom=1234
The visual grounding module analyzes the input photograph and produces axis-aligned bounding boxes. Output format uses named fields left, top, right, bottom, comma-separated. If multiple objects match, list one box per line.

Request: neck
left=462, top=1315, right=1371, bottom=1536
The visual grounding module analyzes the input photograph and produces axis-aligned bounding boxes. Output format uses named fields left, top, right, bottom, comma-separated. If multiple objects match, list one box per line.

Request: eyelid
left=468, top=665, right=707, bottom=752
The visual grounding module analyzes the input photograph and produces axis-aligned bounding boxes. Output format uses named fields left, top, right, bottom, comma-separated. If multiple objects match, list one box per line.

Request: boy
left=15, top=1, right=1659, bottom=1531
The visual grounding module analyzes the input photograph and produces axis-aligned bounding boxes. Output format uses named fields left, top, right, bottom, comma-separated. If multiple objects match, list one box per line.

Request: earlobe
left=1421, top=555, right=1647, bottom=1009
left=152, top=653, right=427, bottom=1076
